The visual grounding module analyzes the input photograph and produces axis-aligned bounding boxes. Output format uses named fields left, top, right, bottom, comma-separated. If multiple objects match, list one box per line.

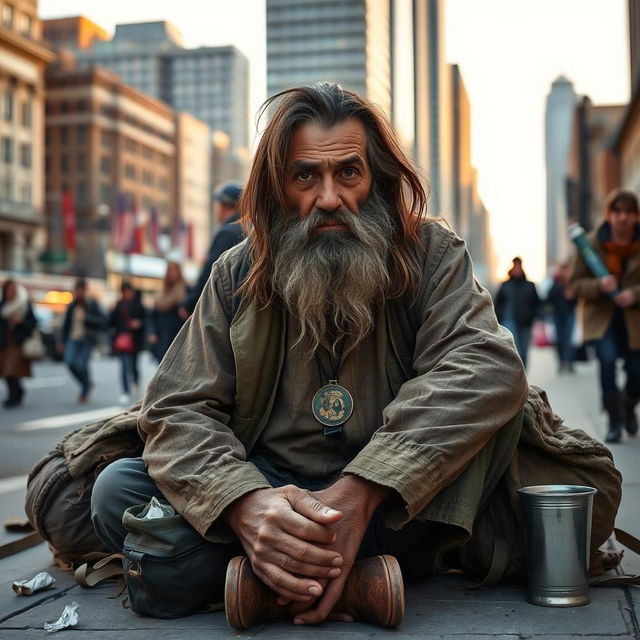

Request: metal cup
left=518, top=485, right=597, bottom=607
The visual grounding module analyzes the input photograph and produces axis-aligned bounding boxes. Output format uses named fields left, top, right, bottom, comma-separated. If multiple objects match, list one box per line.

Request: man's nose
left=315, top=178, right=341, bottom=211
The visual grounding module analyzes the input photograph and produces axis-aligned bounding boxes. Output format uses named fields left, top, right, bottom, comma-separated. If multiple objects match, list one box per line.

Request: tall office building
left=410, top=0, right=451, bottom=216
left=45, top=19, right=250, bottom=150
left=42, top=15, right=108, bottom=52
left=545, top=76, right=577, bottom=266
left=266, top=0, right=454, bottom=215
left=266, top=0, right=391, bottom=115
left=0, top=0, right=54, bottom=271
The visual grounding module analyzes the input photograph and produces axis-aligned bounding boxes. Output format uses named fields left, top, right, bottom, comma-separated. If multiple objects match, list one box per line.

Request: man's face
left=606, top=203, right=639, bottom=238
left=284, top=118, right=373, bottom=228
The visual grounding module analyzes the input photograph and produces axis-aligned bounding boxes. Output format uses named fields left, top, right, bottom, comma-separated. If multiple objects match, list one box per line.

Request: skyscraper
left=545, top=76, right=577, bottom=266
left=47, top=19, right=250, bottom=150
left=266, top=0, right=391, bottom=115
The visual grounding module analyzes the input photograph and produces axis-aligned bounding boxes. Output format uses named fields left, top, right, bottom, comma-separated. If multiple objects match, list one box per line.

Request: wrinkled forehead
left=286, top=118, right=369, bottom=169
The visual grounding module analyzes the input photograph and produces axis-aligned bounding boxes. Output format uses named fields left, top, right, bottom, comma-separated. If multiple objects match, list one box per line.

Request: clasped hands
left=223, top=475, right=389, bottom=625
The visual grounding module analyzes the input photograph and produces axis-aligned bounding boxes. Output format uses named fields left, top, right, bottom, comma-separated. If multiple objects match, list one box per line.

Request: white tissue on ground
left=12, top=571, right=56, bottom=595
left=43, top=601, right=79, bottom=633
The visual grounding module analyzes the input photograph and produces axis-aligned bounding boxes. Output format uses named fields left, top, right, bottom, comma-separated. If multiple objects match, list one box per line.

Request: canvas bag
left=457, top=385, right=624, bottom=584
left=119, top=499, right=236, bottom=618
left=22, top=328, right=45, bottom=360
left=25, top=402, right=144, bottom=568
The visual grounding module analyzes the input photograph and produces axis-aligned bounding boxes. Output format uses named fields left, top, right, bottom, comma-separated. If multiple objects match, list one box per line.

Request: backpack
left=25, top=402, right=143, bottom=569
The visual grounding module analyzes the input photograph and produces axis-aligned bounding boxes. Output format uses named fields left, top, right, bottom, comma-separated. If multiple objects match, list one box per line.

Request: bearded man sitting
left=91, top=83, right=620, bottom=626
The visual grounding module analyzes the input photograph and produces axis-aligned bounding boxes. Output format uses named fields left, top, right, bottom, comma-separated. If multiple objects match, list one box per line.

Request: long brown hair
left=238, top=83, right=427, bottom=305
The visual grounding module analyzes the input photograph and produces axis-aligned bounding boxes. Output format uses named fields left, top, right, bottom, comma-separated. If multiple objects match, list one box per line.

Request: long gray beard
left=270, top=189, right=394, bottom=358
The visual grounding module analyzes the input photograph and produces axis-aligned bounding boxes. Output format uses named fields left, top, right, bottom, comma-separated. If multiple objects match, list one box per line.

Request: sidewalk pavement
left=1, top=346, right=639, bottom=639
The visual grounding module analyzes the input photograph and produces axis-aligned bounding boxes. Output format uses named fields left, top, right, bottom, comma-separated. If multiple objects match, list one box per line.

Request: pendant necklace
left=311, top=336, right=354, bottom=437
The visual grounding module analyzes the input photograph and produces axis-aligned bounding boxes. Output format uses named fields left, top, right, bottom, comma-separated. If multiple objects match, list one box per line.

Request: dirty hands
left=290, top=475, right=390, bottom=625
left=223, top=476, right=390, bottom=624
left=223, top=485, right=345, bottom=605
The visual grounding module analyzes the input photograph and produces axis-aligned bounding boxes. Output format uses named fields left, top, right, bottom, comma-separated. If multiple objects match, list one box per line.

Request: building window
left=100, top=155, right=110, bottom=174
left=61, top=154, right=69, bottom=173
left=3, top=91, right=13, bottom=122
left=2, top=137, right=12, bottom=163
left=2, top=4, right=13, bottom=28
left=76, top=125, right=86, bottom=144
left=158, top=176, right=168, bottom=192
left=20, top=143, right=31, bottom=168
left=142, top=170, right=153, bottom=186
left=76, top=181, right=87, bottom=205
left=20, top=183, right=31, bottom=204
left=142, top=196, right=153, bottom=210
left=101, top=130, right=111, bottom=147
left=60, top=126, right=69, bottom=144
left=19, top=13, right=32, bottom=36
left=20, top=99, right=32, bottom=127
left=76, top=153, right=86, bottom=173
left=125, top=163, right=136, bottom=180
left=100, top=184, right=112, bottom=206
left=1, top=179, right=13, bottom=201
left=125, top=138, right=137, bottom=153
left=143, top=146, right=153, bottom=160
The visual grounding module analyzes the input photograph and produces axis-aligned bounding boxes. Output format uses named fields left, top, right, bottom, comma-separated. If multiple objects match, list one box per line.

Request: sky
left=40, top=0, right=630, bottom=281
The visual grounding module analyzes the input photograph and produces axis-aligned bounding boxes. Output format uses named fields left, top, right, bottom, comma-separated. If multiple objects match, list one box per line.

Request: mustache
left=295, top=209, right=357, bottom=238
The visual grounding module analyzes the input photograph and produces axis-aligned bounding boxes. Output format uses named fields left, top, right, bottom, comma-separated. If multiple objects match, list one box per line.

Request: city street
left=1, top=345, right=640, bottom=638
left=0, top=353, right=157, bottom=537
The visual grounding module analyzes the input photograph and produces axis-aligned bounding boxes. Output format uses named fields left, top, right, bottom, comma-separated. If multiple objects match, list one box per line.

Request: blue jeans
left=553, top=308, right=575, bottom=368
left=591, top=313, right=640, bottom=398
left=118, top=353, right=136, bottom=395
left=502, top=321, right=532, bottom=369
left=64, top=339, right=92, bottom=396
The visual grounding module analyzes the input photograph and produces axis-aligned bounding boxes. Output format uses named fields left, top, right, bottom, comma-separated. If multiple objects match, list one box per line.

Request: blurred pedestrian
left=110, top=282, right=146, bottom=404
left=0, top=278, right=36, bottom=407
left=148, top=261, right=186, bottom=362
left=569, top=189, right=640, bottom=443
left=494, top=257, right=540, bottom=369
left=61, top=278, right=106, bottom=403
left=546, top=263, right=576, bottom=373
left=180, top=182, right=244, bottom=318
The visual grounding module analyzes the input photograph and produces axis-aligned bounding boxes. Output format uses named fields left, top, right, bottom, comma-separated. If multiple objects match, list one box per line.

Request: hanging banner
left=61, top=191, right=76, bottom=252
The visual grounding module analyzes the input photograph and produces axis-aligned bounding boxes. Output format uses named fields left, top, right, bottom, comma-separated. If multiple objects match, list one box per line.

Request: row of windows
left=2, top=3, right=33, bottom=37
left=1, top=138, right=32, bottom=167
left=267, top=4, right=365, bottom=23
left=3, top=91, right=33, bottom=127
left=45, top=99, right=89, bottom=115
left=0, top=180, right=32, bottom=204
left=268, top=36, right=365, bottom=54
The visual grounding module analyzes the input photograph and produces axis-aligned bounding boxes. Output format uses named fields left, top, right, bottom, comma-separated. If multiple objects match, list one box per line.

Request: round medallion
left=312, top=383, right=354, bottom=427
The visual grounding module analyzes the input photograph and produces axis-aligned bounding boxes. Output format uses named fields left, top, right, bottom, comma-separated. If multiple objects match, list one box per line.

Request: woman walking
left=0, top=279, right=36, bottom=407
left=110, top=282, right=146, bottom=404
left=148, top=261, right=186, bottom=362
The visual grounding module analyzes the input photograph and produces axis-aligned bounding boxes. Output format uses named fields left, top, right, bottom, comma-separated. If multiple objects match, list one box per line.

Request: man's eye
left=342, top=167, right=358, bottom=178
left=297, top=171, right=313, bottom=182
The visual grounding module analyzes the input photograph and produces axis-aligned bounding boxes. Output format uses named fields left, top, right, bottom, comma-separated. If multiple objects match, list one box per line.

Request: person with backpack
left=61, top=278, right=106, bottom=404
